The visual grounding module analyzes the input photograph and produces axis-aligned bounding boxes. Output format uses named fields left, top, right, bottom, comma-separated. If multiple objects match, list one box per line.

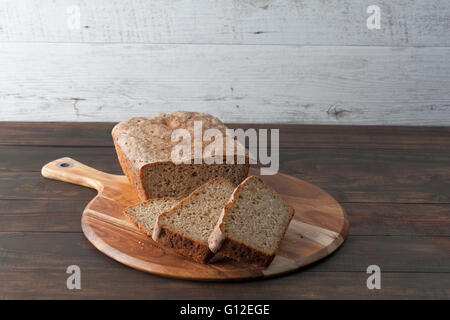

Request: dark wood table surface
left=0, top=122, right=449, bottom=299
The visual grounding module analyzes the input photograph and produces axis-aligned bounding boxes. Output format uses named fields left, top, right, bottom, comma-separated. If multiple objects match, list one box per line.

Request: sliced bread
left=208, top=176, right=295, bottom=268
left=152, top=178, right=235, bottom=263
left=124, top=197, right=181, bottom=236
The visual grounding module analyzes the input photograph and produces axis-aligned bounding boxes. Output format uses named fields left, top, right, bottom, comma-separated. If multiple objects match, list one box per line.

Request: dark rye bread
left=208, top=176, right=295, bottom=268
left=152, top=178, right=235, bottom=264
left=124, top=197, right=181, bottom=236
left=112, top=111, right=249, bottom=201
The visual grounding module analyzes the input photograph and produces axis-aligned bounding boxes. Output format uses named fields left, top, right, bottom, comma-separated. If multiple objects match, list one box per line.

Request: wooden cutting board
left=42, top=157, right=349, bottom=281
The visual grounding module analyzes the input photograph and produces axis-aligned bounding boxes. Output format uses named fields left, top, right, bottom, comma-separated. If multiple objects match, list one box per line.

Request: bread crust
left=113, top=138, right=149, bottom=200
left=156, top=227, right=215, bottom=264
left=218, top=237, right=275, bottom=268
left=209, top=176, right=295, bottom=269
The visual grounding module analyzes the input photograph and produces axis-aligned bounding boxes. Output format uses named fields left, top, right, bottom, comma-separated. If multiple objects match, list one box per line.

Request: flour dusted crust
left=112, top=111, right=227, bottom=165
left=112, top=111, right=249, bottom=200
left=208, top=176, right=295, bottom=268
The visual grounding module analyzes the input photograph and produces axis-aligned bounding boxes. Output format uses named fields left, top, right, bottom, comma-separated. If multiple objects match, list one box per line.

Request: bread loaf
left=208, top=176, right=295, bottom=268
left=112, top=111, right=249, bottom=200
left=152, top=178, right=235, bottom=263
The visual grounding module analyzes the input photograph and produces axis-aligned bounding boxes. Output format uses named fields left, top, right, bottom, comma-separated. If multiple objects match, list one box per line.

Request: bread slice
left=112, top=111, right=249, bottom=201
left=208, top=176, right=295, bottom=268
left=152, top=178, right=235, bottom=263
left=124, top=197, right=181, bottom=236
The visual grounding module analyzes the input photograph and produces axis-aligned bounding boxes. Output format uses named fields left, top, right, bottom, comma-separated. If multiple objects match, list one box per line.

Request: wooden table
left=1, top=122, right=449, bottom=299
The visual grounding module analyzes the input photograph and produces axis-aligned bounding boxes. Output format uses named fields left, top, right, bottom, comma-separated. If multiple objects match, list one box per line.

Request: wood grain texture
left=1, top=232, right=449, bottom=273
left=0, top=199, right=85, bottom=232
left=40, top=157, right=348, bottom=281
left=279, top=148, right=450, bottom=204
left=0, top=146, right=121, bottom=172
left=2, top=199, right=449, bottom=236
left=0, top=122, right=115, bottom=147
left=1, top=123, right=449, bottom=150
left=0, top=44, right=449, bottom=125
left=0, top=0, right=449, bottom=46
left=0, top=123, right=449, bottom=298
left=1, top=269, right=449, bottom=300
left=3, top=146, right=448, bottom=204
left=343, top=203, right=450, bottom=236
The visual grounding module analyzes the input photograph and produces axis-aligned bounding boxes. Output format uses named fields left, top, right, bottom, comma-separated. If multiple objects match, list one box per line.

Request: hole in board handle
left=56, top=161, right=74, bottom=169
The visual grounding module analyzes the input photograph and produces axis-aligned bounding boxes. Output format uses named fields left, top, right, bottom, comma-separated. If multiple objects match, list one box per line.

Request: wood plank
left=1, top=123, right=449, bottom=150
left=279, top=148, right=450, bottom=203
left=0, top=200, right=84, bottom=232
left=0, top=122, right=115, bottom=147
left=1, top=269, right=448, bottom=299
left=2, top=200, right=449, bottom=236
left=264, top=125, right=450, bottom=151
left=0, top=172, right=98, bottom=200
left=0, top=232, right=448, bottom=273
left=2, top=148, right=447, bottom=204
left=312, top=235, right=450, bottom=273
left=344, top=203, right=450, bottom=236
left=1, top=44, right=449, bottom=125
left=0, top=146, right=121, bottom=172
left=0, top=0, right=449, bottom=46
left=1, top=124, right=450, bottom=150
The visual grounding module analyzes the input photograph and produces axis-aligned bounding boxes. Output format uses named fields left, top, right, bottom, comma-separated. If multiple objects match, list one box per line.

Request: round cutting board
left=42, top=157, right=349, bottom=281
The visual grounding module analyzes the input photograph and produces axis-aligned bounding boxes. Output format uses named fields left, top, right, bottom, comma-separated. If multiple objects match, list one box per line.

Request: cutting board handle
left=41, top=157, right=118, bottom=192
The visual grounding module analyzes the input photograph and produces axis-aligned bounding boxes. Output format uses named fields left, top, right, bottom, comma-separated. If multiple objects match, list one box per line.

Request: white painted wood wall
left=0, top=0, right=449, bottom=125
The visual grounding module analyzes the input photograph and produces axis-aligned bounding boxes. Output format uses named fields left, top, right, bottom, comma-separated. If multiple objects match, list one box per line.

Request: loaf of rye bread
left=112, top=111, right=249, bottom=201
left=152, top=178, right=236, bottom=264
left=208, top=176, right=295, bottom=268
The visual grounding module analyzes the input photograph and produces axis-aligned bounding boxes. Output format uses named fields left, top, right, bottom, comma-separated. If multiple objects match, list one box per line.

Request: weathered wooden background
left=0, top=0, right=449, bottom=125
